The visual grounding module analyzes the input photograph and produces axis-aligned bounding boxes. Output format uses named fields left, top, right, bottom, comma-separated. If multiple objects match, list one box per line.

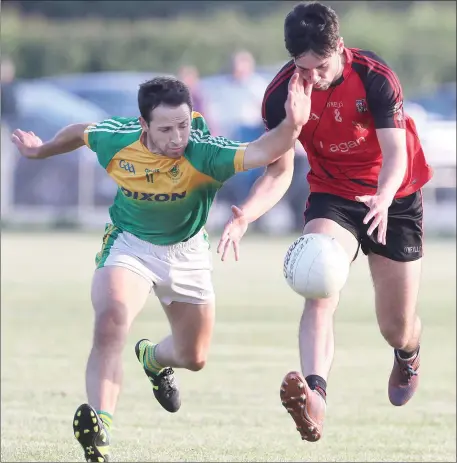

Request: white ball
left=283, top=233, right=350, bottom=299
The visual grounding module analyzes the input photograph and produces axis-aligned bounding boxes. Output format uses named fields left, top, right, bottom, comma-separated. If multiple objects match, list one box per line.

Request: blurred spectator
left=178, top=65, right=204, bottom=113
left=178, top=64, right=217, bottom=133
left=215, top=50, right=269, bottom=205
left=1, top=57, right=18, bottom=128
left=229, top=49, right=267, bottom=140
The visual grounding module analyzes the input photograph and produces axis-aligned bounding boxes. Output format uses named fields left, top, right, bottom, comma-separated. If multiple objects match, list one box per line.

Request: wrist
left=280, top=119, right=302, bottom=137
left=33, top=145, right=49, bottom=159
left=376, top=188, right=396, bottom=202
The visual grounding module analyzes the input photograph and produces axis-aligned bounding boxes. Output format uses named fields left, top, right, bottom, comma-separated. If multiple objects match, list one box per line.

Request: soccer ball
left=283, top=233, right=350, bottom=299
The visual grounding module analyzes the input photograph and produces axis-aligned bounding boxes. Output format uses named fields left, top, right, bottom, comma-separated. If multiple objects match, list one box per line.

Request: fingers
left=366, top=214, right=382, bottom=236
left=288, top=72, right=300, bottom=93
left=377, top=217, right=387, bottom=245
left=363, top=205, right=379, bottom=224
left=12, top=129, right=25, bottom=142
left=217, top=231, right=229, bottom=255
left=303, top=80, right=313, bottom=97
left=216, top=237, right=225, bottom=255
left=217, top=222, right=231, bottom=254
left=11, top=134, right=21, bottom=145
left=355, top=195, right=371, bottom=204
left=220, top=237, right=232, bottom=262
left=233, top=241, right=240, bottom=262
left=365, top=213, right=387, bottom=244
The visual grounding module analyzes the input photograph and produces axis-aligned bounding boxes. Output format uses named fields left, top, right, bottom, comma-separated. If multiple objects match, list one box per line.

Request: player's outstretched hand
left=11, top=129, right=44, bottom=158
left=284, top=72, right=313, bottom=128
left=217, top=205, right=249, bottom=262
left=356, top=194, right=393, bottom=245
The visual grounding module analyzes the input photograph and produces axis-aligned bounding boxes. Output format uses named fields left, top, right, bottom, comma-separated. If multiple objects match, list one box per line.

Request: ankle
left=305, top=374, right=327, bottom=401
left=396, top=345, right=420, bottom=360
left=96, top=410, right=113, bottom=432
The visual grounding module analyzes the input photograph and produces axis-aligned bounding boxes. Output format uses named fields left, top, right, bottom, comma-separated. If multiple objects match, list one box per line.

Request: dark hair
left=284, top=2, right=340, bottom=58
left=138, top=76, right=192, bottom=123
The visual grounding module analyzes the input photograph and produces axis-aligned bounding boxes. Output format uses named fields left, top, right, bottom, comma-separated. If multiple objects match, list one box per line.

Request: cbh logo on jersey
left=326, top=136, right=367, bottom=153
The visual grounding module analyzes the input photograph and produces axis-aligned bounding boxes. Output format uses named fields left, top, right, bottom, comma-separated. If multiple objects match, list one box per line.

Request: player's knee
left=93, top=302, right=130, bottom=351
left=304, top=294, right=339, bottom=313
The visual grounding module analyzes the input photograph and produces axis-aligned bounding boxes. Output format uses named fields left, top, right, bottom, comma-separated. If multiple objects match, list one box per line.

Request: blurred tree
left=0, top=0, right=428, bottom=19
left=2, top=1, right=455, bottom=96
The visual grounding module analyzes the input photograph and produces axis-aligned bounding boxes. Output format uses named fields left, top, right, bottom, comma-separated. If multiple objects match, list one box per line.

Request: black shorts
left=304, top=191, right=424, bottom=262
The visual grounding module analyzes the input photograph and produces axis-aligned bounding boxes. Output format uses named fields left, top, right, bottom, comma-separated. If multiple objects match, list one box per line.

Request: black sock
left=397, top=345, right=420, bottom=360
left=305, top=374, right=327, bottom=400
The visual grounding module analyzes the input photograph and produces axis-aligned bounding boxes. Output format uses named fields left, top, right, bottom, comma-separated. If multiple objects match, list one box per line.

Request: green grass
left=1, top=232, right=456, bottom=462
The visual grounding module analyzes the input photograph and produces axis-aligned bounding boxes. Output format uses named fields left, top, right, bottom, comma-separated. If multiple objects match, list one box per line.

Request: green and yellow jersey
left=84, top=112, right=247, bottom=245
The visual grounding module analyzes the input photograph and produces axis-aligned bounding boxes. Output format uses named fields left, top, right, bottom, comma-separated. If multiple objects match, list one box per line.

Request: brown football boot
left=280, top=371, right=326, bottom=442
left=388, top=348, right=420, bottom=406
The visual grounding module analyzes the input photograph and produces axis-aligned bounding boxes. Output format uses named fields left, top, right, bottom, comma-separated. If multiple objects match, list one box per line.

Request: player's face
left=140, top=103, right=192, bottom=159
left=294, top=39, right=345, bottom=91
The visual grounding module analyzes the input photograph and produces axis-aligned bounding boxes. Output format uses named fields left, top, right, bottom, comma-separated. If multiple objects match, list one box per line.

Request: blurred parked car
left=39, top=72, right=166, bottom=117
left=410, top=82, right=456, bottom=121
left=12, top=80, right=116, bottom=209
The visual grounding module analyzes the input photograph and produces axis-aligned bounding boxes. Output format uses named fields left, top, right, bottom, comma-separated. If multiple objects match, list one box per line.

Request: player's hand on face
left=11, top=129, right=43, bottom=158
left=284, top=72, right=313, bottom=128
left=217, top=205, right=249, bottom=262
left=355, top=194, right=393, bottom=245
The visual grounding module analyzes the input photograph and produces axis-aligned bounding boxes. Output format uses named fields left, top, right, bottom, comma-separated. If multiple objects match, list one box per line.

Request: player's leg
left=86, top=266, right=151, bottom=414
left=135, top=229, right=215, bottom=412
left=154, top=300, right=215, bottom=371
left=366, top=191, right=423, bottom=406
left=74, top=226, right=153, bottom=462
left=136, top=300, right=215, bottom=411
left=369, top=255, right=422, bottom=405
left=281, top=193, right=360, bottom=442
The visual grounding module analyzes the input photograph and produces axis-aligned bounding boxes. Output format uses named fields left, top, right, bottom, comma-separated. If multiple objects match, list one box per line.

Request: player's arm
left=375, top=128, right=407, bottom=199
left=11, top=123, right=91, bottom=159
left=242, top=120, right=301, bottom=170
left=242, top=73, right=311, bottom=170
left=239, top=149, right=295, bottom=223
left=236, top=73, right=299, bottom=223
left=367, top=68, right=408, bottom=199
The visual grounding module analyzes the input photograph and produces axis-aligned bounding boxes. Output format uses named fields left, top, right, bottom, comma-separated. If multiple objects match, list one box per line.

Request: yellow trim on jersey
left=83, top=123, right=97, bottom=150
left=234, top=144, right=248, bottom=173
left=192, top=111, right=203, bottom=120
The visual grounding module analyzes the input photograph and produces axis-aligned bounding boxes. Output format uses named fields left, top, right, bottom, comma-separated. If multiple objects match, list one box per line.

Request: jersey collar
left=331, top=47, right=353, bottom=87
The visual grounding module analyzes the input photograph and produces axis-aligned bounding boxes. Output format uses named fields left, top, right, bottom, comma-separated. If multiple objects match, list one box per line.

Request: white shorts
left=95, top=224, right=214, bottom=306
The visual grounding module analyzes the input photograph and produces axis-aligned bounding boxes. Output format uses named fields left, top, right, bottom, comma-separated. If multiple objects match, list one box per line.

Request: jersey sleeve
left=365, top=67, right=406, bottom=129
left=187, top=112, right=248, bottom=183
left=83, top=117, right=142, bottom=168
left=261, top=84, right=287, bottom=132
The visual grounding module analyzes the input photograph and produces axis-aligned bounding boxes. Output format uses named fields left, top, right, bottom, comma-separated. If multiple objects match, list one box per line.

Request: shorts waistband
left=120, top=227, right=205, bottom=252
left=164, top=231, right=204, bottom=250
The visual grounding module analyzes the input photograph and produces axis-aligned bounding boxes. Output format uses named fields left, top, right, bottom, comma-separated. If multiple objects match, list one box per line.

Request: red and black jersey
left=262, top=48, right=433, bottom=200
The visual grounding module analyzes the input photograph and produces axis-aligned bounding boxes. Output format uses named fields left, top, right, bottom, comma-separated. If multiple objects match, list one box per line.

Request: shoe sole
left=73, top=404, right=109, bottom=462
left=280, top=372, right=322, bottom=442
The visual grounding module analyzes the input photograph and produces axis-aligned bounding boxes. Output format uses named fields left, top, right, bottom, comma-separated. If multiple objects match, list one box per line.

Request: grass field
left=1, top=232, right=456, bottom=462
